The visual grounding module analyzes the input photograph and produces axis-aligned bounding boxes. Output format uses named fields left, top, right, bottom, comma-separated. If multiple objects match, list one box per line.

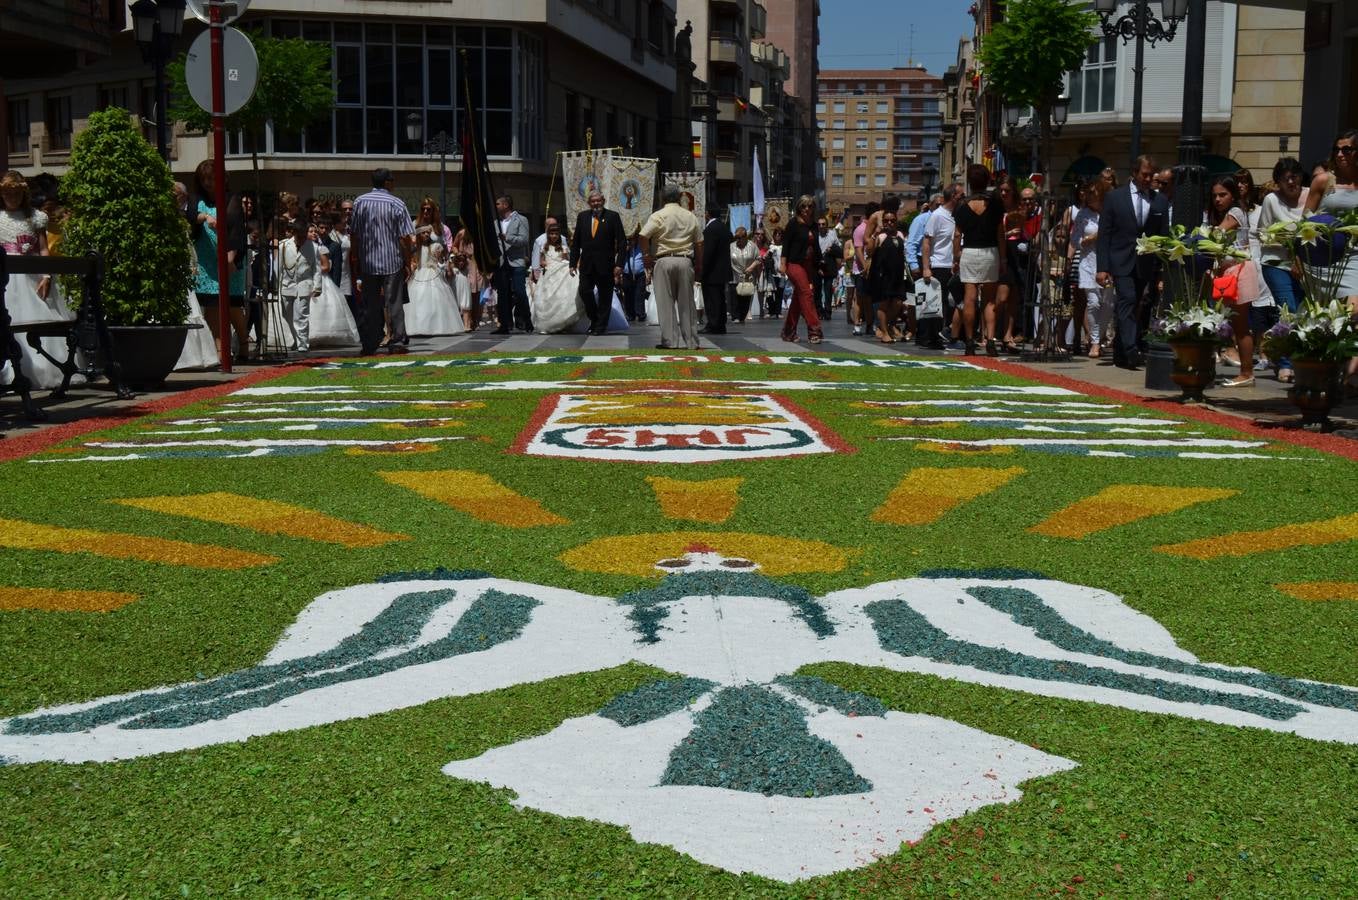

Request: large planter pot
left=1168, top=339, right=1217, bottom=403
left=1290, top=357, right=1345, bottom=429
left=107, top=324, right=193, bottom=390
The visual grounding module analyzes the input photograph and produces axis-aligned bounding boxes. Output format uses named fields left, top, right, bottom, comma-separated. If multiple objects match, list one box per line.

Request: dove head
left=653, top=543, right=760, bottom=574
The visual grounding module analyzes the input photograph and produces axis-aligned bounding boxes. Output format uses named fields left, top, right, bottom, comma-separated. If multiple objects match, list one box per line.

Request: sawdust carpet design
left=2, top=353, right=1356, bottom=894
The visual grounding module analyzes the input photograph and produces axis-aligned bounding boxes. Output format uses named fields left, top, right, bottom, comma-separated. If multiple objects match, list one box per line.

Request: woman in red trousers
left=779, top=195, right=823, bottom=343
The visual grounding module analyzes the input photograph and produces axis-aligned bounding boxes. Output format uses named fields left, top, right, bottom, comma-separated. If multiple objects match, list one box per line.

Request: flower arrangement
left=1260, top=210, right=1358, bottom=305
left=1137, top=225, right=1250, bottom=305
left=1262, top=298, right=1358, bottom=363
left=1150, top=301, right=1235, bottom=345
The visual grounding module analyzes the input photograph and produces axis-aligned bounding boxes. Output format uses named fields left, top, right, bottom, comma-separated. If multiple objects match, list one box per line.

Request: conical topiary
left=59, top=107, right=191, bottom=325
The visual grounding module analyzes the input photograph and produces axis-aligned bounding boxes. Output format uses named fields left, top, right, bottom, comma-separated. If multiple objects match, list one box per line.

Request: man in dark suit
left=570, top=190, right=627, bottom=334
left=699, top=207, right=733, bottom=334
left=1096, top=155, right=1169, bottom=370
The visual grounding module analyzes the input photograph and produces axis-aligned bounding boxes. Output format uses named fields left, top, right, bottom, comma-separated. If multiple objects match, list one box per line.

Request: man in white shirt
left=817, top=218, right=842, bottom=318
left=920, top=185, right=961, bottom=349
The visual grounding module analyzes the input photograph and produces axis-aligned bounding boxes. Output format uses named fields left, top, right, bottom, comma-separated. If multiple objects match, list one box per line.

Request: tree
left=977, top=0, right=1097, bottom=182
left=168, top=35, right=334, bottom=211
left=60, top=109, right=191, bottom=325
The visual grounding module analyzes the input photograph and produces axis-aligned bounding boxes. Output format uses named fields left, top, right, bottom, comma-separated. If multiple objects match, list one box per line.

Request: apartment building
left=816, top=67, right=944, bottom=216
left=4, top=0, right=690, bottom=219
left=762, top=0, right=820, bottom=195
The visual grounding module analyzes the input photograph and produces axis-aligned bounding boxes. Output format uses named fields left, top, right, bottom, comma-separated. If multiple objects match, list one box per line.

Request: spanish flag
left=735, top=97, right=748, bottom=112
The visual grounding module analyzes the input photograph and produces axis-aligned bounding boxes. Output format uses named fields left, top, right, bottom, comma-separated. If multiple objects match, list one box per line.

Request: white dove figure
left=3, top=561, right=1358, bottom=880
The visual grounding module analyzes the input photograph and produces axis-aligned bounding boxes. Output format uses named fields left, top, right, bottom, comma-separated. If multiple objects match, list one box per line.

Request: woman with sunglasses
left=404, top=197, right=463, bottom=336
left=1304, top=129, right=1358, bottom=388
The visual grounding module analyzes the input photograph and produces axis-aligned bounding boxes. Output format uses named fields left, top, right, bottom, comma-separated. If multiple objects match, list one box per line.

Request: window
left=817, top=120, right=825, bottom=130
left=854, top=155, right=867, bottom=166
left=855, top=174, right=866, bottom=186
left=875, top=136, right=888, bottom=149
left=875, top=119, right=888, bottom=129
left=855, top=136, right=867, bottom=149
left=856, top=119, right=867, bottom=129
left=831, top=136, right=845, bottom=149
left=257, top=21, right=535, bottom=158
left=876, top=101, right=888, bottom=113
left=8, top=99, right=30, bottom=148
left=832, top=101, right=845, bottom=113
left=815, top=101, right=826, bottom=113
left=45, top=95, right=72, bottom=151
left=874, top=174, right=886, bottom=186
left=98, top=85, right=129, bottom=111
left=874, top=155, right=887, bottom=168
left=831, top=174, right=844, bottom=187
left=1068, top=36, right=1117, bottom=114
left=831, top=154, right=844, bottom=166
left=856, top=101, right=868, bottom=113
left=877, top=82, right=886, bottom=92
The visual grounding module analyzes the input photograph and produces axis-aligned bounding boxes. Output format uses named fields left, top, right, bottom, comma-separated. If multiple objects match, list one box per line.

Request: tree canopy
left=168, top=35, right=334, bottom=138
left=977, top=0, right=1099, bottom=108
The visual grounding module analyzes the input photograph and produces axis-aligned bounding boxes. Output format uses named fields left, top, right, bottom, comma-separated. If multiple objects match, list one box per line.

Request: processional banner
left=761, top=198, right=792, bottom=235
left=728, top=203, right=752, bottom=235
left=661, top=172, right=708, bottom=225
left=561, top=150, right=612, bottom=229
left=602, top=156, right=658, bottom=238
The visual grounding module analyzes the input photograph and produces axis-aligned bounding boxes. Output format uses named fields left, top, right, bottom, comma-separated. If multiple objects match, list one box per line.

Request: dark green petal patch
left=775, top=675, right=887, bottom=717
left=598, top=678, right=718, bottom=727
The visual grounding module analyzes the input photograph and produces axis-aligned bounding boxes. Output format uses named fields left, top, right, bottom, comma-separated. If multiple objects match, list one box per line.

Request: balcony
left=715, top=94, right=744, bottom=123
left=709, top=34, right=744, bottom=68
left=750, top=0, right=767, bottom=39
left=715, top=151, right=737, bottom=182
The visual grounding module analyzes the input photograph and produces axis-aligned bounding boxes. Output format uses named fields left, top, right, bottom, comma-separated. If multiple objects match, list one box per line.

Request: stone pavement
left=4, top=310, right=1355, bottom=439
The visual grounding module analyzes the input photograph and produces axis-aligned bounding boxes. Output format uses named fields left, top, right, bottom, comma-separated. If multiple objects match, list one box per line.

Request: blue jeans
left=1261, top=264, right=1302, bottom=369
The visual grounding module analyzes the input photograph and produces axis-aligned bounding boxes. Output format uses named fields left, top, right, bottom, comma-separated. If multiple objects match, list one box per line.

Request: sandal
left=809, top=334, right=823, bottom=345
left=1219, top=376, right=1254, bottom=388
left=1277, top=367, right=1294, bottom=383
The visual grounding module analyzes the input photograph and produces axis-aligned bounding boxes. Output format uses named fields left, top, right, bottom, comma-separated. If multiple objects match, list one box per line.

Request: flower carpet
left=1, top=352, right=1356, bottom=895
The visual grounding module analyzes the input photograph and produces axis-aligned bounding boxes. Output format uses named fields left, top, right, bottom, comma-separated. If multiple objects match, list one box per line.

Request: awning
left=1202, top=154, right=1243, bottom=176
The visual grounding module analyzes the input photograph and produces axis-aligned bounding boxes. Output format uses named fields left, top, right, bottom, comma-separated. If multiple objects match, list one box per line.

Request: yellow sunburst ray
left=0, top=587, right=139, bottom=612
left=1157, top=512, right=1358, bottom=559
left=647, top=477, right=744, bottom=524
left=114, top=493, right=408, bottom=548
left=379, top=470, right=568, bottom=527
left=1274, top=581, right=1358, bottom=602
left=1030, top=485, right=1238, bottom=539
left=871, top=467, right=1025, bottom=526
left=0, top=517, right=276, bottom=569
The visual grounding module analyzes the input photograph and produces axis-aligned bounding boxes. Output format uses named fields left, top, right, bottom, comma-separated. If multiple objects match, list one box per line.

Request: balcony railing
left=750, top=0, right=767, bottom=39
left=709, top=34, right=744, bottom=67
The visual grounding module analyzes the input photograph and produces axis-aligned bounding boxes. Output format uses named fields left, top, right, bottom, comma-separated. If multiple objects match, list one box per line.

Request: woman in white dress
left=533, top=222, right=585, bottom=333
left=310, top=226, right=361, bottom=347
left=1070, top=181, right=1112, bottom=357
left=172, top=181, right=221, bottom=371
left=404, top=198, right=464, bottom=336
left=0, top=170, right=74, bottom=390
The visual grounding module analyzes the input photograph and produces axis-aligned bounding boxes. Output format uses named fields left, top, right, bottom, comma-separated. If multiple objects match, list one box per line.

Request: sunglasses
left=1335, top=145, right=1357, bottom=156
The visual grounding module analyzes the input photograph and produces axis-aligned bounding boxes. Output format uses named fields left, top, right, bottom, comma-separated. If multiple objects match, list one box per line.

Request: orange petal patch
left=1157, top=512, right=1358, bottom=559
left=0, top=587, right=139, bottom=612
left=0, top=517, right=276, bottom=569
left=560, top=531, right=850, bottom=577
left=1029, top=485, right=1238, bottom=539
left=1274, top=581, right=1358, bottom=602
left=380, top=470, right=568, bottom=527
left=647, top=476, right=743, bottom=524
left=871, top=466, right=1025, bottom=526
left=115, top=493, right=407, bottom=548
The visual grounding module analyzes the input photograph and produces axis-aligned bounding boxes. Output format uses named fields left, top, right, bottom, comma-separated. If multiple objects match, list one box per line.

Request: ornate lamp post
left=405, top=112, right=458, bottom=217
left=917, top=161, right=937, bottom=207
left=129, top=0, right=187, bottom=163
left=1003, top=93, right=1069, bottom=178
left=1092, top=0, right=1188, bottom=166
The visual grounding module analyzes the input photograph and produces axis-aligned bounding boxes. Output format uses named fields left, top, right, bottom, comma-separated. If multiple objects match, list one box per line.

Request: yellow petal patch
left=0, top=587, right=139, bottom=612
left=1157, top=512, right=1358, bottom=559
left=380, top=470, right=568, bottom=527
left=560, top=531, right=851, bottom=577
left=646, top=476, right=743, bottom=524
left=1030, top=485, right=1238, bottom=539
left=871, top=467, right=1025, bottom=526
left=115, top=493, right=407, bottom=548
left=1275, top=581, right=1358, bottom=602
left=0, top=517, right=276, bottom=569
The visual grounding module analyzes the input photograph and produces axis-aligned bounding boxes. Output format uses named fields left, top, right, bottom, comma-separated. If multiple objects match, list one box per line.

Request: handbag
left=1213, top=263, right=1244, bottom=306
left=735, top=279, right=755, bottom=297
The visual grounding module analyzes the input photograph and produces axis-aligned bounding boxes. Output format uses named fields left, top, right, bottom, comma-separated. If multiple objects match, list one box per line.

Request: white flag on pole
left=752, top=145, right=765, bottom=216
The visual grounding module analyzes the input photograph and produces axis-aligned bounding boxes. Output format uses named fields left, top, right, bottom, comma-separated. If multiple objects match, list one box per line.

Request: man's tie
left=591, top=213, right=599, bottom=238
left=1136, top=190, right=1148, bottom=227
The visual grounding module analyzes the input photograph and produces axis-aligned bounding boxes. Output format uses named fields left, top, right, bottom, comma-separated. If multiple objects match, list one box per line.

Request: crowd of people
left=4, top=130, right=1357, bottom=392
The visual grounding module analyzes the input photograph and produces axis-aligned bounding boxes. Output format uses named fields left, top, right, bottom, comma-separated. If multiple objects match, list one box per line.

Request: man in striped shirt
left=349, top=168, right=414, bottom=352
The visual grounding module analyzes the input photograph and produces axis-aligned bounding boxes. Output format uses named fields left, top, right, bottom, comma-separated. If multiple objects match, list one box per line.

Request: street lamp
left=1093, top=0, right=1186, bottom=166
left=405, top=112, right=460, bottom=219
left=129, top=0, right=186, bottom=164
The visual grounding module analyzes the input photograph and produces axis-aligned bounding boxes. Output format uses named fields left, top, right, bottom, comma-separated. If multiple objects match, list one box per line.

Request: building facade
left=1300, top=0, right=1358, bottom=166
left=816, top=67, right=944, bottom=216
left=5, top=0, right=689, bottom=224
left=761, top=0, right=819, bottom=195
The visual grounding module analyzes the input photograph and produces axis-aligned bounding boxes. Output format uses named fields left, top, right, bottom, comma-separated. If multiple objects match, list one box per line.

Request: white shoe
left=852, top=325, right=863, bottom=335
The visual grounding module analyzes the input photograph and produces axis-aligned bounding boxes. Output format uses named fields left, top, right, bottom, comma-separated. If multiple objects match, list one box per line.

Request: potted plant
left=1260, top=214, right=1358, bottom=429
left=1139, top=227, right=1247, bottom=403
left=58, top=107, right=194, bottom=388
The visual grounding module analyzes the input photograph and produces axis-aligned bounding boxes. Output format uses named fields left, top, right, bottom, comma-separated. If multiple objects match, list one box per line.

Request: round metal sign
left=185, top=26, right=259, bottom=116
left=185, top=0, right=251, bottom=26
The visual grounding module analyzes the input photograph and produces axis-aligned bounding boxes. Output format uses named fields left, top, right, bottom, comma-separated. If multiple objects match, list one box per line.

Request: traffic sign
left=185, top=0, right=251, bottom=26
left=185, top=26, right=258, bottom=116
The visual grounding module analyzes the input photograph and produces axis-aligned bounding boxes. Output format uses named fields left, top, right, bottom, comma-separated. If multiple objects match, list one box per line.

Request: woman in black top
left=870, top=209, right=911, bottom=342
left=779, top=195, right=824, bottom=343
left=950, top=164, right=1007, bottom=355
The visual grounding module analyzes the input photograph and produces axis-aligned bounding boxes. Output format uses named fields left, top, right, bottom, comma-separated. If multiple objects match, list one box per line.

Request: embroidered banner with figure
left=661, top=172, right=708, bottom=226
left=728, top=203, right=752, bottom=236
left=761, top=198, right=792, bottom=235
left=562, top=150, right=612, bottom=231
left=602, top=156, right=658, bottom=238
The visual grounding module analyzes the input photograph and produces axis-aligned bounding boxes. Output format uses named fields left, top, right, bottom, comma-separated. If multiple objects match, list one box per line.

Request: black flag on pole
left=459, top=51, right=502, bottom=275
